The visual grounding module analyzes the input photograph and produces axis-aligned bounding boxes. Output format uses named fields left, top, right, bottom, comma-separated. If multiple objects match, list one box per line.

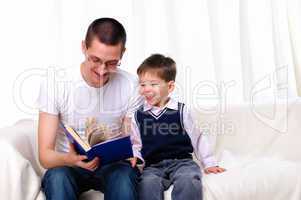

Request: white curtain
left=0, top=0, right=300, bottom=127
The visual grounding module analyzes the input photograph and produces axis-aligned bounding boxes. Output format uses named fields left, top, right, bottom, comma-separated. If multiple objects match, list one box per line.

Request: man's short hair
left=85, top=18, right=126, bottom=48
left=137, top=54, right=176, bottom=82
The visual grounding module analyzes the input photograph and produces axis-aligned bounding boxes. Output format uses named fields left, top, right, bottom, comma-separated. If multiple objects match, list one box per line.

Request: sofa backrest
left=5, top=98, right=301, bottom=176
left=192, top=98, right=301, bottom=162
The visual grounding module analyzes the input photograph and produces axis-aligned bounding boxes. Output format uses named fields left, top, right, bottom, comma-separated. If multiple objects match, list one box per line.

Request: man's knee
left=106, top=163, right=139, bottom=190
left=112, top=164, right=138, bottom=180
left=104, top=164, right=139, bottom=199
left=42, top=167, right=75, bottom=188
left=42, top=167, right=78, bottom=199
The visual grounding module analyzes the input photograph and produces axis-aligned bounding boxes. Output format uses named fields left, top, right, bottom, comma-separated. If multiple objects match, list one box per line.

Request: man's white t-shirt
left=37, top=67, right=143, bottom=153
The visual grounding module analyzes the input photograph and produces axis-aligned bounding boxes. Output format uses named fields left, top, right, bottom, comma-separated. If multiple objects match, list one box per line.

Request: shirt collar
left=143, top=97, right=178, bottom=112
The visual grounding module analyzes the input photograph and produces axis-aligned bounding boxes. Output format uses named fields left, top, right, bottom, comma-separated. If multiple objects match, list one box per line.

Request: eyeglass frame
left=85, top=53, right=122, bottom=69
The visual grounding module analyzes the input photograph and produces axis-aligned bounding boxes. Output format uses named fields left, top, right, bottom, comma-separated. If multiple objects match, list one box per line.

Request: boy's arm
left=130, top=116, right=144, bottom=164
left=182, top=106, right=218, bottom=169
left=122, top=79, right=144, bottom=166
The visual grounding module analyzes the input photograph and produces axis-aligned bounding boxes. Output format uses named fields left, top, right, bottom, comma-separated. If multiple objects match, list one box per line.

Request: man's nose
left=95, top=63, right=108, bottom=75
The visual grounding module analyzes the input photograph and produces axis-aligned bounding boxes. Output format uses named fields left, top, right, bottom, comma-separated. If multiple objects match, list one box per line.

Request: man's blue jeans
left=138, top=159, right=203, bottom=200
left=42, top=161, right=139, bottom=200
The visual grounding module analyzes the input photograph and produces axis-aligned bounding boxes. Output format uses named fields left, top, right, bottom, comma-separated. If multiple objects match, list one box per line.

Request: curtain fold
left=39, top=0, right=301, bottom=101
left=0, top=0, right=300, bottom=127
left=288, top=0, right=301, bottom=96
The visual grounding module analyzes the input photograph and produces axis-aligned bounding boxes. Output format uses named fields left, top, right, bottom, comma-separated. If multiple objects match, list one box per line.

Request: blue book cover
left=60, top=122, right=133, bottom=165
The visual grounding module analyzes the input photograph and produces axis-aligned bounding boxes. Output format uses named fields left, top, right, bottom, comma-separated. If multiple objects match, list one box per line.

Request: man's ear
left=81, top=40, right=87, bottom=54
left=168, top=81, right=175, bottom=93
left=120, top=47, right=126, bottom=59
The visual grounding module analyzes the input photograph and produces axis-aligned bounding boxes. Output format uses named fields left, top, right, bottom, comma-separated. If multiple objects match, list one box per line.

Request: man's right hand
left=65, top=143, right=100, bottom=171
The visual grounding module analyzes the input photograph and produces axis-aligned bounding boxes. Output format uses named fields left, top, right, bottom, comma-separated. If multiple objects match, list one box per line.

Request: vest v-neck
left=148, top=107, right=168, bottom=120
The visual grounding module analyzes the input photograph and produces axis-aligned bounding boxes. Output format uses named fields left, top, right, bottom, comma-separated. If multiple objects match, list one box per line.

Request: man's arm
left=38, top=112, right=99, bottom=170
left=38, top=112, right=66, bottom=168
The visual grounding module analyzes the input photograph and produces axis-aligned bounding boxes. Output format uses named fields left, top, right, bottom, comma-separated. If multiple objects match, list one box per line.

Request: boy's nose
left=143, top=85, right=153, bottom=93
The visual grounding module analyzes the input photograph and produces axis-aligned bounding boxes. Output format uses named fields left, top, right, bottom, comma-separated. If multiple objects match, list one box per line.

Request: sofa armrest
left=0, top=119, right=45, bottom=200
left=0, top=119, right=44, bottom=176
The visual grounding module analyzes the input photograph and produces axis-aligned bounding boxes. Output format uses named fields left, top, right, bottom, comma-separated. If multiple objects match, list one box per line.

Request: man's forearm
left=39, top=149, right=69, bottom=169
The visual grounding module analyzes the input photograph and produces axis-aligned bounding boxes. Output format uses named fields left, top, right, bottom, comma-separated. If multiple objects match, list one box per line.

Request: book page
left=63, top=124, right=91, bottom=151
left=85, top=117, right=119, bottom=146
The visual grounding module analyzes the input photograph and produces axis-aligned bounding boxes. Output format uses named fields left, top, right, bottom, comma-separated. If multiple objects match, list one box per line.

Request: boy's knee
left=174, top=172, right=202, bottom=189
left=139, top=174, right=162, bottom=189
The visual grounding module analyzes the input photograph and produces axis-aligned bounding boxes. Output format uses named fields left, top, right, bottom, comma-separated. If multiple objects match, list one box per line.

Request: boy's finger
left=218, top=168, right=226, bottom=172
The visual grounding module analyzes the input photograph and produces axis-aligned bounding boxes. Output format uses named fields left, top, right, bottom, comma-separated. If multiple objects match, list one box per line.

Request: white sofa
left=1, top=99, right=301, bottom=200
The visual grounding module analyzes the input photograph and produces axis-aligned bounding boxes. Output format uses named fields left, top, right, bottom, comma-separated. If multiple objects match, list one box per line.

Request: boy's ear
left=168, top=81, right=175, bottom=93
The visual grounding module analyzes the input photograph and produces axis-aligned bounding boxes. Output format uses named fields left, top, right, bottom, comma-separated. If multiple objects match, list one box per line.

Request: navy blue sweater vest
left=135, top=102, right=193, bottom=166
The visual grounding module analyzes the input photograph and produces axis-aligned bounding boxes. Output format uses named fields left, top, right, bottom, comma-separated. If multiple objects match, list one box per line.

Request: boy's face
left=139, top=72, right=175, bottom=107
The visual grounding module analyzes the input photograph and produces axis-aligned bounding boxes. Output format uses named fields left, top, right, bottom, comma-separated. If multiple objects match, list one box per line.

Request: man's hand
left=204, top=166, right=226, bottom=174
left=129, top=157, right=137, bottom=168
left=65, top=143, right=100, bottom=171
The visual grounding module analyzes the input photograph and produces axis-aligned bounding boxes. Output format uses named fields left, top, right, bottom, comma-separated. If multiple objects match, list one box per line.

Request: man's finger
left=69, top=143, right=76, bottom=153
left=86, top=157, right=99, bottom=168
left=77, top=155, right=88, bottom=161
left=131, top=159, right=136, bottom=168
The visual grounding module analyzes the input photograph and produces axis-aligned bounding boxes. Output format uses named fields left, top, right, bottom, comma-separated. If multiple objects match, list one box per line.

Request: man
left=37, top=18, right=143, bottom=200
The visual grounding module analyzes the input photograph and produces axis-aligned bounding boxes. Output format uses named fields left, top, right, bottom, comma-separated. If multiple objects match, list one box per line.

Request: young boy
left=131, top=54, right=225, bottom=200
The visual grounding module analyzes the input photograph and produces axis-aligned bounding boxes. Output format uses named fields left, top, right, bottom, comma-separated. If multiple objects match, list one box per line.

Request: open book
left=60, top=122, right=133, bottom=165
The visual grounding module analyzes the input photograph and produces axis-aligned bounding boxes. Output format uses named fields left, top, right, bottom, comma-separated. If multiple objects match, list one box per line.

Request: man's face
left=82, top=39, right=124, bottom=87
left=139, top=72, right=174, bottom=108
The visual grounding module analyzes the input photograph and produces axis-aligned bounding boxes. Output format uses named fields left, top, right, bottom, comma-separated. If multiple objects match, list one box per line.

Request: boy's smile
left=139, top=72, right=175, bottom=108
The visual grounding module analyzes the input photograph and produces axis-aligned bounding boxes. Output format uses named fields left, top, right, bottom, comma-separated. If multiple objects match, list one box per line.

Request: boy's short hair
left=85, top=18, right=126, bottom=48
left=137, top=54, right=176, bottom=82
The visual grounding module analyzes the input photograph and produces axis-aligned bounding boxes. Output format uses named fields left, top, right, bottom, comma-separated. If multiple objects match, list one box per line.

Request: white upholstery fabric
left=1, top=99, right=301, bottom=200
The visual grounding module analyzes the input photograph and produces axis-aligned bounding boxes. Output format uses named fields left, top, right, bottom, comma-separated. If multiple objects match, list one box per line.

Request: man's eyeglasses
left=86, top=55, right=121, bottom=69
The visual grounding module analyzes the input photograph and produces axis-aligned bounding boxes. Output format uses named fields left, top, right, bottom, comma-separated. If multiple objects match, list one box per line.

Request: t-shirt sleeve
left=36, top=78, right=59, bottom=115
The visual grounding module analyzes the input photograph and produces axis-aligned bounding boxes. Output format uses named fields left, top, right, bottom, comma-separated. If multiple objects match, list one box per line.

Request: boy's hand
left=129, top=157, right=137, bottom=168
left=204, top=166, right=226, bottom=174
